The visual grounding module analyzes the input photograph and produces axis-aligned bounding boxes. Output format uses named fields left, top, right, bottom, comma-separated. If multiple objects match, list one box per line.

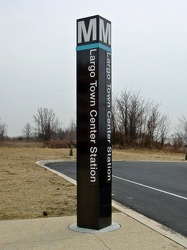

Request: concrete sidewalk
left=0, top=211, right=187, bottom=250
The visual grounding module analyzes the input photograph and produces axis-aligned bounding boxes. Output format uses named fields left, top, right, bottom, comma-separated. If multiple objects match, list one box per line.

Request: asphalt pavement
left=45, top=160, right=187, bottom=237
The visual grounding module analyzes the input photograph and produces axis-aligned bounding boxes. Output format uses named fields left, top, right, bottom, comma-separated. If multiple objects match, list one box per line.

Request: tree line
left=22, top=107, right=76, bottom=146
left=111, top=89, right=187, bottom=149
left=112, top=90, right=170, bottom=148
left=1, top=89, right=187, bottom=149
left=0, top=108, right=76, bottom=147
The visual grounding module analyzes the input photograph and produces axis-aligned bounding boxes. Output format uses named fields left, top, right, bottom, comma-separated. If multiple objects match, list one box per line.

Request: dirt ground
left=0, top=143, right=186, bottom=221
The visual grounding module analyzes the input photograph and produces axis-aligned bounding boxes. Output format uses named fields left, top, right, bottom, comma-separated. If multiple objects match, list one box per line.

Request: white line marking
left=113, top=175, right=187, bottom=201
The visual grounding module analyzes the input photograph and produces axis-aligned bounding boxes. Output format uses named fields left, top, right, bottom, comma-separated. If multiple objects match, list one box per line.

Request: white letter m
left=99, top=19, right=111, bottom=45
left=78, top=18, right=97, bottom=44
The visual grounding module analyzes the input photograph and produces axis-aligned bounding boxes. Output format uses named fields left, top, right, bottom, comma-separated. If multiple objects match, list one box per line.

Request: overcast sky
left=1, top=0, right=187, bottom=136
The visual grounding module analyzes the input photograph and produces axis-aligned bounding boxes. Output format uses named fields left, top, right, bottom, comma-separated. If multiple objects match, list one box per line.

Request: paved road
left=45, top=161, right=187, bottom=237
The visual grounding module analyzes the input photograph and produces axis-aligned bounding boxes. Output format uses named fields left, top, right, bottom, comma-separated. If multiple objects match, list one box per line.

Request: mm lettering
left=77, top=16, right=111, bottom=45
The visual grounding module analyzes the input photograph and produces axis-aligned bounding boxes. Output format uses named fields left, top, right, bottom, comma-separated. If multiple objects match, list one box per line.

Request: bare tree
left=63, top=118, right=76, bottom=143
left=116, top=90, right=145, bottom=146
left=111, top=95, right=118, bottom=136
left=158, top=115, right=170, bottom=146
left=0, top=118, right=7, bottom=142
left=111, top=96, right=122, bottom=145
left=33, top=108, right=60, bottom=141
left=22, top=123, right=33, bottom=140
left=175, top=115, right=187, bottom=145
left=56, top=127, right=66, bottom=140
left=171, top=133, right=184, bottom=148
left=55, top=119, right=76, bottom=144
left=116, top=90, right=130, bottom=141
left=145, top=103, right=160, bottom=147
left=128, top=91, right=145, bottom=145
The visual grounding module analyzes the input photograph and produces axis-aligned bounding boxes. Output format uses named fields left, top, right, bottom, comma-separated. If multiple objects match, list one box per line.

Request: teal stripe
left=76, top=43, right=111, bottom=52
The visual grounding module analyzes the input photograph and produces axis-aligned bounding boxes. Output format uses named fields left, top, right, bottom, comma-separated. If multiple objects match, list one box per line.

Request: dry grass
left=0, top=142, right=186, bottom=221
left=0, top=146, right=77, bottom=220
left=112, top=148, right=186, bottom=161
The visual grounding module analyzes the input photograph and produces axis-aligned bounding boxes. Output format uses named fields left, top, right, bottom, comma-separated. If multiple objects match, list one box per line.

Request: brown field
left=0, top=142, right=186, bottom=221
